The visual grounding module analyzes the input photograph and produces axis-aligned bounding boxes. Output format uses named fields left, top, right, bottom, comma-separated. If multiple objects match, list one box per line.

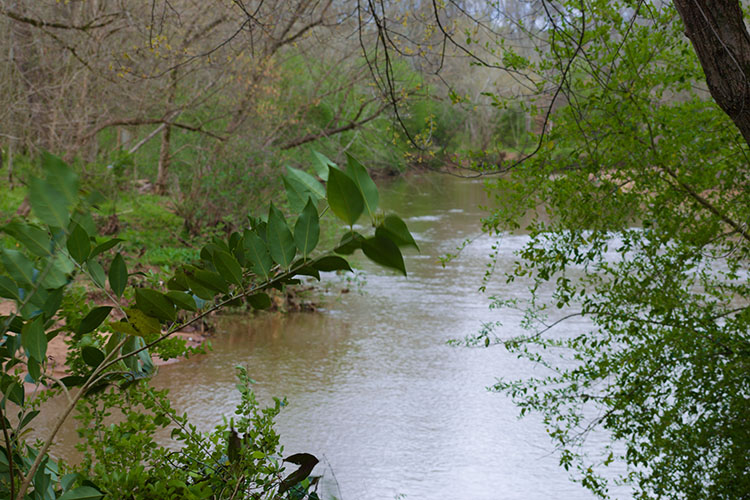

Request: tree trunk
left=155, top=124, right=171, bottom=195
left=673, top=0, right=750, bottom=146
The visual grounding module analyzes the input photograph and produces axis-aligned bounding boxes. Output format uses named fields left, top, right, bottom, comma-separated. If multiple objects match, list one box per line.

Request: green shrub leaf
left=243, top=230, right=273, bottom=280
left=247, top=293, right=272, bottom=310
left=1, top=249, right=35, bottom=286
left=81, top=346, right=105, bottom=368
left=166, top=291, right=197, bottom=311
left=312, top=255, right=353, bottom=272
left=310, top=150, right=334, bottom=180
left=2, top=222, right=52, bottom=257
left=294, top=198, right=320, bottom=258
left=29, top=177, right=71, bottom=229
left=326, top=166, right=364, bottom=226
left=87, top=260, right=107, bottom=288
left=135, top=288, right=176, bottom=322
left=361, top=235, right=407, bottom=276
left=377, top=215, right=419, bottom=250
left=345, top=153, right=379, bottom=219
left=77, top=306, right=113, bottom=334
left=109, top=253, right=128, bottom=298
left=22, top=317, right=47, bottom=363
left=213, top=250, right=243, bottom=286
left=267, top=203, right=296, bottom=269
left=67, top=223, right=91, bottom=263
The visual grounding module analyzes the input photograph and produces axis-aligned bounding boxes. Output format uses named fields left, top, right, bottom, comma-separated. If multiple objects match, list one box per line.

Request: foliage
left=473, top=2, right=750, bottom=499
left=0, top=150, right=416, bottom=499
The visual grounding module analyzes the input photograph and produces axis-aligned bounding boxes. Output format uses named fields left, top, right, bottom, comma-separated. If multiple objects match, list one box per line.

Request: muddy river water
left=38, top=174, right=631, bottom=499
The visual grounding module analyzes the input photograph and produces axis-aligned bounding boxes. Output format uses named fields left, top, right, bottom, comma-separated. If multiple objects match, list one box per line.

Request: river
left=38, top=173, right=630, bottom=499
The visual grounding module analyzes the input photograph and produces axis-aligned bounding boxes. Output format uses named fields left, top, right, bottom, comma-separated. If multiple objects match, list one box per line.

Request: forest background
left=1, top=1, right=749, bottom=500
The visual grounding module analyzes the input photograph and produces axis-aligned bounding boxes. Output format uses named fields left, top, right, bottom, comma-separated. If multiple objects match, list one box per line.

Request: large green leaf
left=247, top=293, right=272, bottom=310
left=67, top=223, right=91, bottom=263
left=213, top=250, right=243, bottom=286
left=284, top=167, right=325, bottom=213
left=327, top=166, right=364, bottom=226
left=345, top=154, right=379, bottom=219
left=266, top=203, right=296, bottom=269
left=2, top=222, right=52, bottom=257
left=1, top=249, right=35, bottom=286
left=87, top=260, right=106, bottom=288
left=243, top=230, right=273, bottom=280
left=0, top=276, right=20, bottom=300
left=58, top=485, right=104, bottom=500
left=294, top=198, right=320, bottom=258
left=361, top=235, right=407, bottom=276
left=108, top=253, right=128, bottom=298
left=81, top=346, right=105, bottom=368
left=334, top=231, right=365, bottom=255
left=185, top=268, right=228, bottom=297
left=377, top=215, right=419, bottom=250
left=29, top=177, right=71, bottom=229
left=312, top=255, right=353, bottom=272
left=22, top=317, right=47, bottom=363
left=41, top=151, right=79, bottom=205
left=166, top=291, right=197, bottom=311
left=90, top=238, right=123, bottom=258
left=135, top=288, right=176, bottom=322
left=310, top=150, right=334, bottom=180
left=77, top=306, right=113, bottom=334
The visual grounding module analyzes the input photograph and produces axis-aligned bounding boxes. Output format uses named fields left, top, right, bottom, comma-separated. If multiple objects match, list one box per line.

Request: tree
left=366, top=0, right=749, bottom=498
left=470, top=1, right=750, bottom=498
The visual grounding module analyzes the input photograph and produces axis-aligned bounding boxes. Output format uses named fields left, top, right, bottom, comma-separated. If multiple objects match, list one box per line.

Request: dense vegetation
left=2, top=1, right=749, bottom=499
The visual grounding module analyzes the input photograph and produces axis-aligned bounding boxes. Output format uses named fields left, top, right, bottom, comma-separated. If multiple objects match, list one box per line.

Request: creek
left=38, top=173, right=630, bottom=499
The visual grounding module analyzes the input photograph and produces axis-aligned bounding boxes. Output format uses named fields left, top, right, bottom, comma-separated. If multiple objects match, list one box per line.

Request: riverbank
left=0, top=299, right=209, bottom=394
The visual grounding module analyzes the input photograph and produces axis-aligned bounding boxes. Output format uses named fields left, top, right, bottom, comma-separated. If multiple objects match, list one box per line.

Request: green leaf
left=334, top=231, right=364, bottom=255
left=185, top=268, right=228, bottom=297
left=135, top=288, right=176, bottom=322
left=378, top=215, right=419, bottom=250
left=90, top=238, right=123, bottom=258
left=108, top=253, right=128, bottom=298
left=286, top=166, right=326, bottom=199
left=1, top=249, right=35, bottom=286
left=87, top=260, right=106, bottom=288
left=22, top=317, right=47, bottom=362
left=294, top=198, right=320, bottom=258
left=166, top=291, right=197, bottom=311
left=81, top=346, right=105, bottom=368
left=310, top=150, right=334, bottom=180
left=41, top=151, right=79, bottom=205
left=58, top=485, right=104, bottom=500
left=77, top=306, right=113, bottom=334
left=0, top=276, right=20, bottom=300
left=41, top=287, right=64, bottom=318
left=243, top=231, right=273, bottom=280
left=266, top=203, right=296, bottom=269
left=2, top=222, right=52, bottom=257
left=29, top=177, right=71, bottom=229
left=361, top=235, right=407, bottom=276
left=67, top=223, right=91, bottom=263
left=213, top=250, right=243, bottom=286
left=2, top=381, right=24, bottom=406
left=312, top=255, right=353, bottom=272
left=27, top=357, right=41, bottom=382
left=167, top=272, right=190, bottom=291
left=284, top=173, right=322, bottom=214
left=327, top=166, right=364, bottom=226
left=345, top=153, right=379, bottom=219
left=247, top=293, right=272, bottom=310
